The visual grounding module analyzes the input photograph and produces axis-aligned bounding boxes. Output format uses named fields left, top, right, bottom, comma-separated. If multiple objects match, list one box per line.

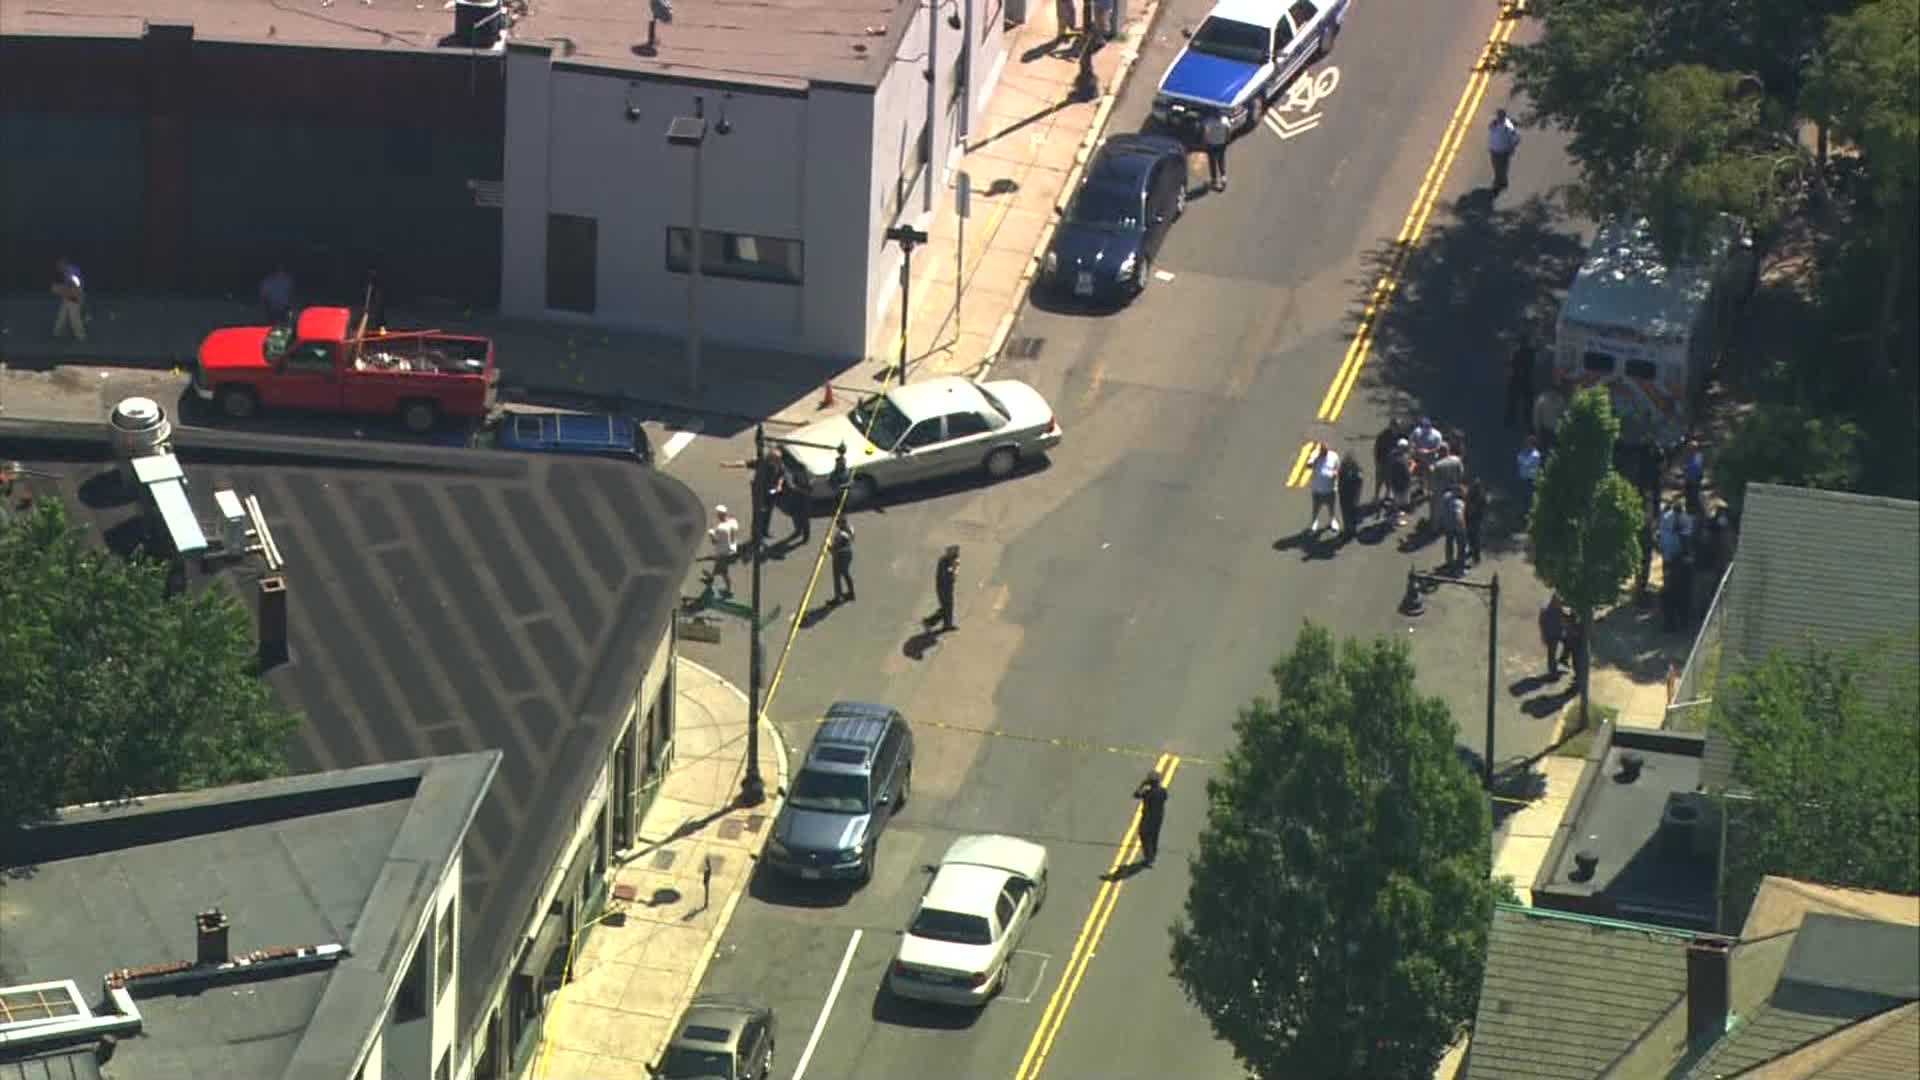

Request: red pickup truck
left=193, top=306, right=498, bottom=432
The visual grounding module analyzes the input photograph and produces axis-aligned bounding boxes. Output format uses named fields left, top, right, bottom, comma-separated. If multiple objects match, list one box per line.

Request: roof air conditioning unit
left=214, top=489, right=250, bottom=554
left=109, top=397, right=172, bottom=487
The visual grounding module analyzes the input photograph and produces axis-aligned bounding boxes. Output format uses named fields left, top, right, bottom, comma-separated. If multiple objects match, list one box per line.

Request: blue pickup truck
left=1151, top=0, right=1349, bottom=137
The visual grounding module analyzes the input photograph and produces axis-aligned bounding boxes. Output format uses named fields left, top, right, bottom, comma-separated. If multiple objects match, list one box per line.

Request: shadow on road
left=744, top=860, right=861, bottom=909
left=870, top=986, right=986, bottom=1030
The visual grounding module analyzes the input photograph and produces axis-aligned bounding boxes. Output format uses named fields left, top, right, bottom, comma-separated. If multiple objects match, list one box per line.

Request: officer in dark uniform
left=830, top=518, right=856, bottom=603
left=930, top=545, right=960, bottom=631
left=1134, top=771, right=1168, bottom=866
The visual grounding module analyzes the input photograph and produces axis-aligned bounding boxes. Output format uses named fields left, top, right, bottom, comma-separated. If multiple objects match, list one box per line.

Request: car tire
left=984, top=447, right=1019, bottom=479
left=1174, top=182, right=1188, bottom=220
left=218, top=385, right=258, bottom=421
left=849, top=474, right=880, bottom=507
left=400, top=399, right=439, bottom=434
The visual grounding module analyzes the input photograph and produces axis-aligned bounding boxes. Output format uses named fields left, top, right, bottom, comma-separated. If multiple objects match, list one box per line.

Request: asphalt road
left=664, top=2, right=1597, bottom=1079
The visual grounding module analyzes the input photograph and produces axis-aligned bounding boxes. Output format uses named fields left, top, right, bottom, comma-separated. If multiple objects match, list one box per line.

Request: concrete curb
left=656, top=656, right=789, bottom=1062
left=977, top=8, right=1165, bottom=378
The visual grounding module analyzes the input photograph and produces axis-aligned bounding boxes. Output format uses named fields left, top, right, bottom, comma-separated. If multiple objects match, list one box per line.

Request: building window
left=436, top=1047, right=451, bottom=1080
left=546, top=213, right=597, bottom=313
left=665, top=229, right=804, bottom=285
left=474, top=1009, right=502, bottom=1080
left=393, top=931, right=429, bottom=1023
left=435, top=900, right=456, bottom=1002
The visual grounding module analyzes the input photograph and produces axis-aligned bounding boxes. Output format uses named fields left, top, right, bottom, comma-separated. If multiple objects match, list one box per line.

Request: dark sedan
left=1041, top=133, right=1189, bottom=306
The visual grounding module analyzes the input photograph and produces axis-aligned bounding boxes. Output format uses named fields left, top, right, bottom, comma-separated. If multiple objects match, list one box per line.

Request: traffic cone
left=819, top=381, right=835, bottom=408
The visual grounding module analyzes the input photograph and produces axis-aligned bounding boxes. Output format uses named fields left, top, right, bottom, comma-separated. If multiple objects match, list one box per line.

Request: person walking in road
left=830, top=518, right=856, bottom=603
left=929, top=545, right=960, bottom=632
left=1464, top=478, right=1489, bottom=565
left=1539, top=593, right=1567, bottom=679
left=780, top=471, right=811, bottom=546
left=1659, top=500, right=1695, bottom=632
left=51, top=258, right=87, bottom=341
left=1372, top=418, right=1405, bottom=506
left=1307, top=442, right=1342, bottom=537
left=1682, top=440, right=1707, bottom=517
left=1438, top=485, right=1469, bottom=572
left=706, top=505, right=740, bottom=596
left=1386, top=437, right=1413, bottom=525
left=1429, top=445, right=1465, bottom=501
left=1202, top=110, right=1231, bottom=192
left=751, top=457, right=779, bottom=546
left=1337, top=452, right=1366, bottom=540
left=1488, top=107, right=1520, bottom=191
left=1133, top=771, right=1168, bottom=866
left=1506, top=338, right=1536, bottom=429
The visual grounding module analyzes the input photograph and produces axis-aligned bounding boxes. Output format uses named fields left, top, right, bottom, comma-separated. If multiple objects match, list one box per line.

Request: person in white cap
left=706, top=505, right=740, bottom=595
left=1307, top=442, right=1342, bottom=537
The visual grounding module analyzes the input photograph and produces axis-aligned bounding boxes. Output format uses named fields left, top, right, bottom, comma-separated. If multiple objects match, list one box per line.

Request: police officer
left=830, top=518, right=856, bottom=604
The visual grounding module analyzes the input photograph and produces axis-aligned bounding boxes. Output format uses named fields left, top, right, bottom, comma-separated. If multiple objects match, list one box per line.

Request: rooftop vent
left=1616, top=751, right=1645, bottom=783
left=1661, top=793, right=1717, bottom=860
left=109, top=396, right=172, bottom=482
left=1571, top=849, right=1599, bottom=882
left=196, top=909, right=230, bottom=967
left=453, top=0, right=503, bottom=48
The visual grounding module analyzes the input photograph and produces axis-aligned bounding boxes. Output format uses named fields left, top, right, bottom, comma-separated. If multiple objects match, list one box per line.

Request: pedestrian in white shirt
left=706, top=505, right=740, bottom=596
left=1488, top=108, right=1520, bottom=190
left=1307, top=443, right=1342, bottom=536
left=1516, top=435, right=1543, bottom=507
left=51, top=257, right=87, bottom=341
left=1203, top=111, right=1231, bottom=192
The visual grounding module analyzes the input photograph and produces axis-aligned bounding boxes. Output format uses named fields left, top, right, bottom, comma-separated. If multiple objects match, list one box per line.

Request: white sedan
left=779, top=376, right=1061, bottom=504
left=888, top=834, right=1049, bottom=1007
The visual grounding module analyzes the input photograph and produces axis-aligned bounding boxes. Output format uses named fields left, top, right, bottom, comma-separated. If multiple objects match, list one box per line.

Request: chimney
left=258, top=575, right=288, bottom=666
left=1616, top=751, right=1645, bottom=783
left=1571, top=849, right=1599, bottom=882
left=1686, top=937, right=1732, bottom=1044
left=1662, top=794, right=1705, bottom=858
left=196, top=909, right=230, bottom=966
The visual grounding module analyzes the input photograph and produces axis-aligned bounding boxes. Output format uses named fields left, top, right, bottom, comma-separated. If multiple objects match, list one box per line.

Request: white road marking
left=793, top=928, right=862, bottom=1080
left=658, top=421, right=703, bottom=463
left=1266, top=111, right=1323, bottom=140
left=1153, top=270, right=1176, bottom=282
left=1001, top=949, right=1053, bottom=1004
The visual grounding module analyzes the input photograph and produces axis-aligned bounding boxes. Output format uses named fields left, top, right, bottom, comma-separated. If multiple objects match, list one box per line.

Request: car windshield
left=849, top=394, right=913, bottom=450
left=658, top=1046, right=733, bottom=1079
left=1070, top=183, right=1143, bottom=229
left=1189, top=17, right=1269, bottom=63
left=263, top=324, right=294, bottom=362
left=974, top=385, right=1012, bottom=422
left=788, top=768, right=870, bottom=813
left=910, top=906, right=994, bottom=946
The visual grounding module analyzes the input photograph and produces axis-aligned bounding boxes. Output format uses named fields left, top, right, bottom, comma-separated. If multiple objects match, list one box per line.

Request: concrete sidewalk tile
left=973, top=247, right=1038, bottom=289
left=533, top=1045, right=601, bottom=1080
left=1036, top=127, right=1093, bottom=170
left=991, top=206, right=1052, bottom=254
left=568, top=958, right=639, bottom=1010
left=616, top=970, right=685, bottom=1019
left=639, top=924, right=708, bottom=972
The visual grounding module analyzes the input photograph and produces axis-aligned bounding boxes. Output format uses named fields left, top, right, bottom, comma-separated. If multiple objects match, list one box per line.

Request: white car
left=779, top=376, right=1061, bottom=505
left=888, top=834, right=1050, bottom=1007
left=1151, top=0, right=1350, bottom=135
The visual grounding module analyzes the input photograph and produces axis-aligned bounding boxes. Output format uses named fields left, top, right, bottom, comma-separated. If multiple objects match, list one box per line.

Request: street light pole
left=884, top=225, right=929, bottom=381
left=1402, top=565, right=1502, bottom=791
left=668, top=95, right=731, bottom=397
left=739, top=423, right=769, bottom=807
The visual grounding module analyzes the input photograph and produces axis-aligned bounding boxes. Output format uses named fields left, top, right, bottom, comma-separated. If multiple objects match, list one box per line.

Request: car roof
left=886, top=376, right=988, bottom=423
left=675, top=1002, right=760, bottom=1048
left=1207, top=0, right=1286, bottom=28
left=806, top=706, right=897, bottom=772
left=941, top=834, right=1047, bottom=880
left=1101, top=133, right=1185, bottom=163
left=922, top=862, right=1015, bottom=917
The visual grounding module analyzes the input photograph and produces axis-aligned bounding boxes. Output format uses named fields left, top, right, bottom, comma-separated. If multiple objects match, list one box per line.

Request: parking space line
left=793, top=928, right=862, bottom=1080
left=658, top=421, right=702, bottom=464
left=1001, top=950, right=1053, bottom=1005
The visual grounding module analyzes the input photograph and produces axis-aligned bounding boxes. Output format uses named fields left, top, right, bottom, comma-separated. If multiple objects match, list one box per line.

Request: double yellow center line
left=1284, top=4, right=1525, bottom=489
left=1014, top=754, right=1181, bottom=1080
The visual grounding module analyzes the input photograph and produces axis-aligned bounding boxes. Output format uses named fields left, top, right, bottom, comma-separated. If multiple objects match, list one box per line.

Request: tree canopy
left=1169, top=624, right=1509, bottom=1080
left=1717, top=640, right=1920, bottom=925
left=0, top=498, right=300, bottom=837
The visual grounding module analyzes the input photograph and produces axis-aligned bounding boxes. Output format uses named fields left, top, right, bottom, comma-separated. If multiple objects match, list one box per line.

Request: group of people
left=1305, top=416, right=1490, bottom=575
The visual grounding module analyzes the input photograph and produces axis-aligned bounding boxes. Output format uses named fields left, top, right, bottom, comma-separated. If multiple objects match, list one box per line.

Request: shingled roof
left=1702, top=483, right=1920, bottom=791
left=1465, top=905, right=1694, bottom=1079
left=0, top=418, right=705, bottom=1051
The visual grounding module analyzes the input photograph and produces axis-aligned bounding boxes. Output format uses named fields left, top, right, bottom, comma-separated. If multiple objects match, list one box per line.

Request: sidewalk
left=531, top=658, right=790, bottom=1080
left=0, top=5, right=1162, bottom=437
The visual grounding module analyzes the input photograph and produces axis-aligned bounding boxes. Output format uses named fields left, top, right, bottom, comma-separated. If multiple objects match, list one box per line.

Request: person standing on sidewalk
left=1516, top=435, right=1543, bottom=513
left=1438, top=485, right=1469, bottom=572
left=1133, top=771, right=1168, bottom=867
left=1682, top=440, right=1707, bottom=517
left=1539, top=593, right=1567, bottom=679
left=706, top=505, right=740, bottom=596
left=928, top=545, right=960, bottom=632
left=1506, top=338, right=1536, bottom=429
left=830, top=518, right=856, bottom=604
left=51, top=258, right=87, bottom=342
left=1488, top=107, right=1521, bottom=191
left=1203, top=110, right=1231, bottom=192
left=1307, top=442, right=1342, bottom=537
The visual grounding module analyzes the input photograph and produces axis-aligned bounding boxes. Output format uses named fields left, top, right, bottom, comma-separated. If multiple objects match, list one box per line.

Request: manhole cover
left=651, top=849, right=678, bottom=871
left=719, top=819, right=744, bottom=840
left=1004, top=336, right=1045, bottom=360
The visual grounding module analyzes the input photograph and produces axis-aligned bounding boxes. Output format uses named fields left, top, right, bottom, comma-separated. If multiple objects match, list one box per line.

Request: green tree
left=1716, top=641, right=1920, bottom=926
left=1169, top=624, right=1509, bottom=1080
left=1714, top=403, right=1862, bottom=513
left=0, top=498, right=300, bottom=836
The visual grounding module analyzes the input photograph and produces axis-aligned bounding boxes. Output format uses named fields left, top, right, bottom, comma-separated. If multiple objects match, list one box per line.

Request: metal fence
left=1664, top=564, right=1733, bottom=731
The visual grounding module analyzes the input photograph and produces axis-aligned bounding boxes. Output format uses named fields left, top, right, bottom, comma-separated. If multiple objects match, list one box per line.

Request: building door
left=613, top=722, right=637, bottom=851
left=546, top=214, right=597, bottom=313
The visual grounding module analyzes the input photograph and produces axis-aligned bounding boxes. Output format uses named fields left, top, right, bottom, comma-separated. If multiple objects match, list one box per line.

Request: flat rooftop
left=1535, top=728, right=1719, bottom=932
left=1, top=754, right=497, bottom=1080
left=1, top=0, right=916, bottom=90
left=0, top=418, right=705, bottom=1046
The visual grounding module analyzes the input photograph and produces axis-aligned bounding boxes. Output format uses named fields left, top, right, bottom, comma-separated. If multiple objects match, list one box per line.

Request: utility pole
left=666, top=96, right=731, bottom=396
left=885, top=225, right=929, bottom=382
left=738, top=423, right=769, bottom=807
left=1401, top=565, right=1502, bottom=791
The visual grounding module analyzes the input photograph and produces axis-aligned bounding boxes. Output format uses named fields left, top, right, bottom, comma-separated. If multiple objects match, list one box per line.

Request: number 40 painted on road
left=1267, top=66, right=1341, bottom=140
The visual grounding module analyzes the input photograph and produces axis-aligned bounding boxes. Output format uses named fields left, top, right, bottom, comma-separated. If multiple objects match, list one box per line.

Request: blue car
left=1041, top=134, right=1189, bottom=306
left=491, top=410, right=652, bottom=464
left=1151, top=0, right=1349, bottom=137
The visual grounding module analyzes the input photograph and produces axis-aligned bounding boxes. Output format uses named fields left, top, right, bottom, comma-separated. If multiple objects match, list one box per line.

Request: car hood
left=784, top=413, right=882, bottom=477
left=197, top=326, right=272, bottom=373
left=776, top=805, right=869, bottom=852
left=1159, top=50, right=1262, bottom=107
left=896, top=930, right=997, bottom=975
left=1050, top=223, right=1143, bottom=275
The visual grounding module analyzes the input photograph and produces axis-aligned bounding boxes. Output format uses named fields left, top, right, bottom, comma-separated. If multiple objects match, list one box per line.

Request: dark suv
left=766, top=703, right=914, bottom=884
